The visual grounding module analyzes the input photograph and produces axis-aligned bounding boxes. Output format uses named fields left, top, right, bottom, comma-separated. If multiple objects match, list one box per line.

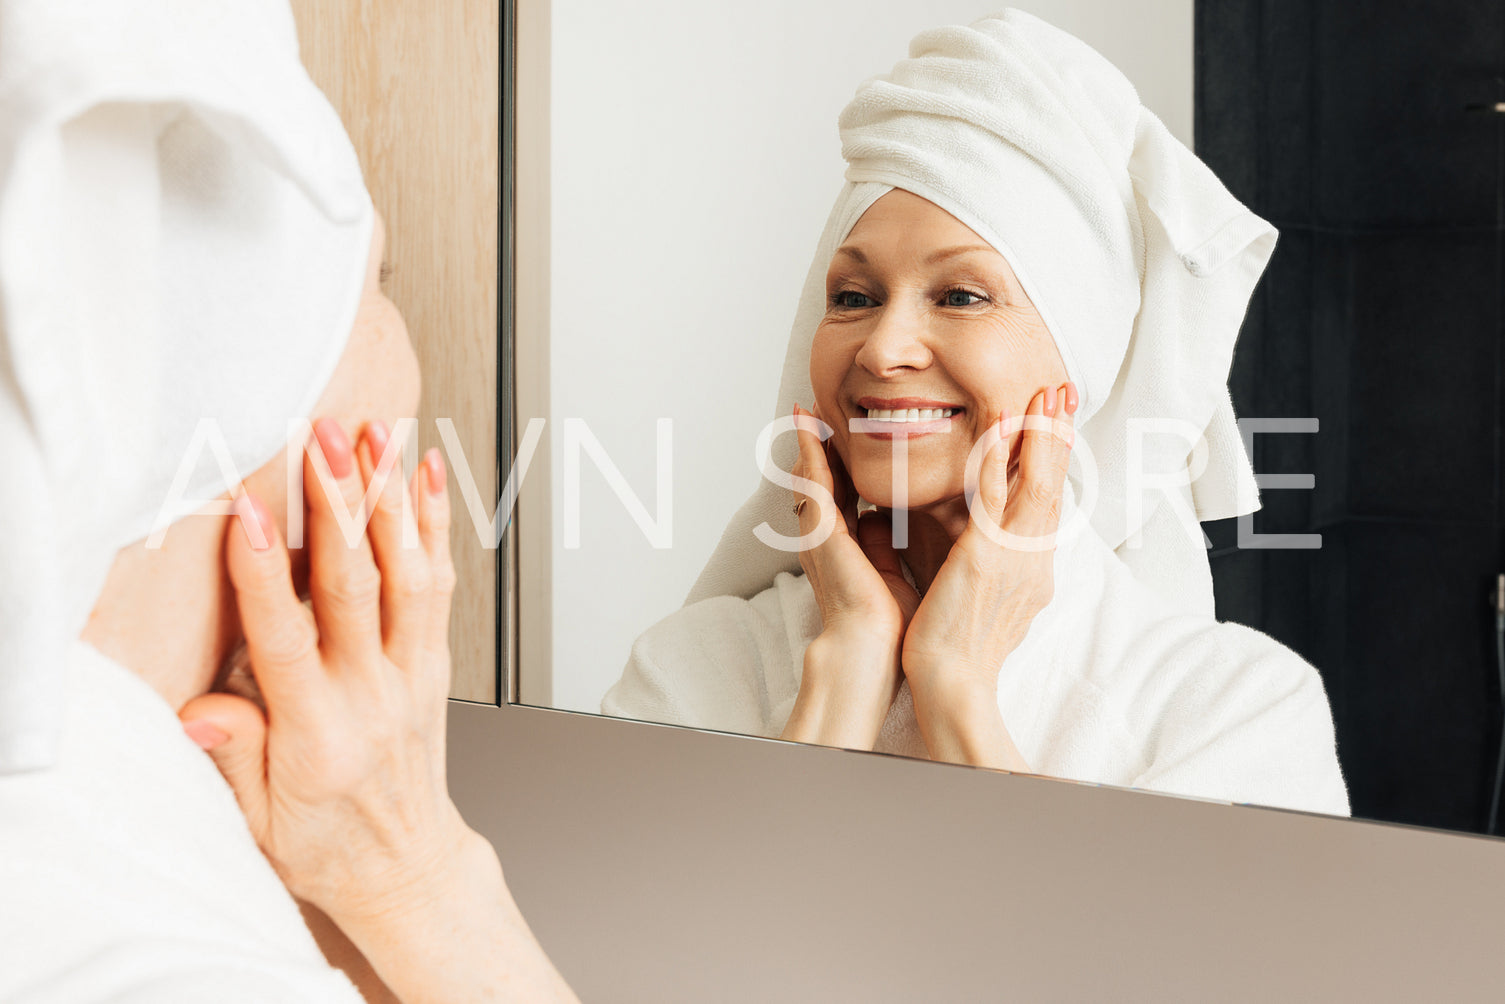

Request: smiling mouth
left=862, top=407, right=960, bottom=423
left=849, top=401, right=964, bottom=438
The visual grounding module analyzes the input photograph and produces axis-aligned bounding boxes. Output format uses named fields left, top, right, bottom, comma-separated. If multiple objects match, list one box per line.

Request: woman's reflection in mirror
left=603, top=10, right=1349, bottom=819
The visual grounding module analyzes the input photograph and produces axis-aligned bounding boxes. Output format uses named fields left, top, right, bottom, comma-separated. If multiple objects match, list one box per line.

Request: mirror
left=508, top=0, right=1505, bottom=838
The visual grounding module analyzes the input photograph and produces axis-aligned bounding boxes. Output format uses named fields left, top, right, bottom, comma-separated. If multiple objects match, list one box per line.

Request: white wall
left=547, top=1, right=1193, bottom=713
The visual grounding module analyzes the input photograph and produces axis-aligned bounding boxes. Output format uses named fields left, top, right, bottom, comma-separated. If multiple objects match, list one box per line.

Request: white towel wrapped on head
left=685, top=8, right=1268, bottom=614
left=0, top=0, right=372, bottom=774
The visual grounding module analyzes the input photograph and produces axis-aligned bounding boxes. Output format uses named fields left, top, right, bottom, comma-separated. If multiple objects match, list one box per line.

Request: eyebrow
left=831, top=244, right=995, bottom=266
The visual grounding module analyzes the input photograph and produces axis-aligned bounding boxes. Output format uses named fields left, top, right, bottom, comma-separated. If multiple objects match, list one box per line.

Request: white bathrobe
left=604, top=485, right=1351, bottom=819
left=0, top=642, right=362, bottom=1002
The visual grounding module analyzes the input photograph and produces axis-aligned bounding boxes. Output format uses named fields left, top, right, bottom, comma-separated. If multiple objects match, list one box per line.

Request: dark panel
left=1261, top=546, right=1320, bottom=664
left=1313, top=0, right=1501, bottom=228
left=1309, top=230, right=1353, bottom=527
left=1210, top=541, right=1263, bottom=628
left=1308, top=521, right=1349, bottom=751
left=1498, top=225, right=1505, bottom=527
left=1344, top=231, right=1498, bottom=522
left=1203, top=514, right=1242, bottom=555
left=1338, top=520, right=1500, bottom=833
left=1258, top=0, right=1315, bottom=223
left=1200, top=0, right=1503, bottom=839
left=1195, top=0, right=1263, bottom=209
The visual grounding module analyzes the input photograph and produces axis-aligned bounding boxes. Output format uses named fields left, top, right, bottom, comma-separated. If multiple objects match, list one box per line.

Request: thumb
left=180, top=692, right=271, bottom=837
left=968, top=412, right=1011, bottom=529
left=984, top=413, right=1013, bottom=526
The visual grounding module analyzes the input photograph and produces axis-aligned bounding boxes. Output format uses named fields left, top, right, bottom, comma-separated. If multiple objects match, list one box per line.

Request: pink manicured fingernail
left=182, top=720, right=228, bottom=751
left=365, top=420, right=391, bottom=460
left=233, top=490, right=275, bottom=551
left=313, top=418, right=354, bottom=478
left=424, top=447, right=446, bottom=495
left=1044, top=385, right=1058, bottom=416
left=1064, top=382, right=1079, bottom=415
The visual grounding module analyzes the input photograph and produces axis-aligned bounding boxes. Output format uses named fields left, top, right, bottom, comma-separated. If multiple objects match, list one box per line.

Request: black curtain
left=1196, top=0, right=1505, bottom=833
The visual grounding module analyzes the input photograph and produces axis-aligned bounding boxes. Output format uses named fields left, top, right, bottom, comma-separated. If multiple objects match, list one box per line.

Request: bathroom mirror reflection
left=511, top=0, right=1505, bottom=838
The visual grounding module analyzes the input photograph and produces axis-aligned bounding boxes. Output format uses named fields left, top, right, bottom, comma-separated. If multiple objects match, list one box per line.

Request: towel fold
left=0, top=0, right=373, bottom=772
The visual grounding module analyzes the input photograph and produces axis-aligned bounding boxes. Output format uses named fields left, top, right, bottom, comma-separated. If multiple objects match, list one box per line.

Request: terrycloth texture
left=606, top=485, right=1350, bottom=817
left=684, top=9, right=1269, bottom=615
left=0, top=641, right=363, bottom=1001
left=0, top=1, right=373, bottom=772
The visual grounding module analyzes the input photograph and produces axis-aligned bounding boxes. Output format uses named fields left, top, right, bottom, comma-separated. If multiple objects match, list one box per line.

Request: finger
left=225, top=490, right=322, bottom=723
left=823, top=437, right=862, bottom=538
left=1011, top=383, right=1075, bottom=537
left=179, top=692, right=270, bottom=840
left=305, top=418, right=384, bottom=663
left=1063, top=379, right=1080, bottom=419
left=810, top=402, right=862, bottom=535
left=792, top=404, right=840, bottom=542
left=808, top=402, right=843, bottom=502
left=358, top=421, right=431, bottom=669
left=413, top=447, right=456, bottom=662
left=975, top=409, right=1012, bottom=527
left=855, top=511, right=919, bottom=621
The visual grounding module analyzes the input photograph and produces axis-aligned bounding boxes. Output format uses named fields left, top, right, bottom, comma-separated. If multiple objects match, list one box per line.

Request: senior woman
left=0, top=2, right=574, bottom=1000
left=603, top=9, right=1349, bottom=818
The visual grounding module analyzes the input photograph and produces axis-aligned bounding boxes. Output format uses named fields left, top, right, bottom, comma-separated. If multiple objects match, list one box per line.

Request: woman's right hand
left=779, top=403, right=919, bottom=749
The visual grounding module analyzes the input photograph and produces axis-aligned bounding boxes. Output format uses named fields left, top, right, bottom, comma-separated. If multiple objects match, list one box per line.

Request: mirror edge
left=509, top=0, right=553, bottom=707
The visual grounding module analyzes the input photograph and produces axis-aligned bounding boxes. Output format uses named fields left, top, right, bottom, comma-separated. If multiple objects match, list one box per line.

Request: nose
left=852, top=300, right=932, bottom=376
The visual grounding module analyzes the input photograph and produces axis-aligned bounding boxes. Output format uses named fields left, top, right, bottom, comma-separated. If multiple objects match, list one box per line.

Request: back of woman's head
left=0, top=0, right=374, bottom=772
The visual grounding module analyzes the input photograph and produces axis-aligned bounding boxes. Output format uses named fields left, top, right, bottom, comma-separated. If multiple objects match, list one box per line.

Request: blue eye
left=944, top=289, right=987, bottom=307
left=831, top=290, right=876, bottom=309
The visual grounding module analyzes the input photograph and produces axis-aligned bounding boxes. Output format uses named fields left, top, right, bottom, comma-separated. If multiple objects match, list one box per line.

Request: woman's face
left=809, top=189, right=1067, bottom=510
left=244, top=209, right=420, bottom=587
left=314, top=210, right=422, bottom=431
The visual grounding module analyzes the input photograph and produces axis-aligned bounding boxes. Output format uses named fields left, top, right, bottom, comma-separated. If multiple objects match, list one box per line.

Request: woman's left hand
left=180, top=419, right=468, bottom=920
left=178, top=420, right=578, bottom=1002
left=901, top=382, right=1077, bottom=770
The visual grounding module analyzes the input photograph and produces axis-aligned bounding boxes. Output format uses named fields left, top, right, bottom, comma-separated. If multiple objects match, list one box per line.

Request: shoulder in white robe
left=603, top=520, right=1351, bottom=819
left=0, top=641, right=362, bottom=1002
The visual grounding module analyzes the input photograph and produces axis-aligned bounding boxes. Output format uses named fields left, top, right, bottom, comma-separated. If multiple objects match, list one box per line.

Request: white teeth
left=864, top=407, right=957, bottom=422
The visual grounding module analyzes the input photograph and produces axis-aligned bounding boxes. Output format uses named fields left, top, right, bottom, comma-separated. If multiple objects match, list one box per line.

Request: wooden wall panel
left=289, top=0, right=500, bottom=703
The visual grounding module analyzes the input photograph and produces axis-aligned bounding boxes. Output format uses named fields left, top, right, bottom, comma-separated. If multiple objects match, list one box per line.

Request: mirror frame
left=451, top=0, right=1505, bottom=996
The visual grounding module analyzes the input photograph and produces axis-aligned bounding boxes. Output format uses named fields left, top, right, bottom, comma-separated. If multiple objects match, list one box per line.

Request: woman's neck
left=897, top=498, right=967, bottom=594
left=80, top=514, right=239, bottom=711
left=897, top=462, right=1076, bottom=595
